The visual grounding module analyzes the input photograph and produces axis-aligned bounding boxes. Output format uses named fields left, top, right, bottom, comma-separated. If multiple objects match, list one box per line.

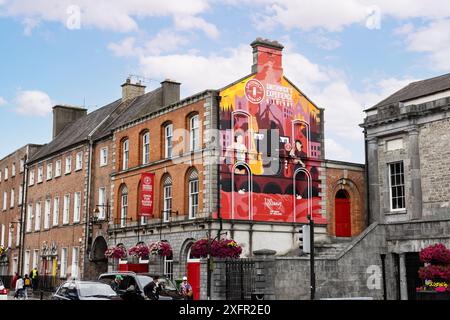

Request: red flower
left=148, top=241, right=172, bottom=257
left=190, top=238, right=242, bottom=259
left=420, top=244, right=450, bottom=265
left=128, top=244, right=150, bottom=259
left=105, top=245, right=126, bottom=259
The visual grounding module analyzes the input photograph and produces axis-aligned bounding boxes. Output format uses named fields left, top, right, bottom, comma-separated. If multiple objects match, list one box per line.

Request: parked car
left=0, top=280, right=8, bottom=300
left=52, top=280, right=122, bottom=300
left=98, top=272, right=183, bottom=300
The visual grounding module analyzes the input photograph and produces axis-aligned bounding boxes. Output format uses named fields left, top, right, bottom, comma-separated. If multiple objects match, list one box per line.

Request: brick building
left=0, top=144, right=42, bottom=276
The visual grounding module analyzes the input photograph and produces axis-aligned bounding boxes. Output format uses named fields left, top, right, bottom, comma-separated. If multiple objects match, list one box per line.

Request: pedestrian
left=23, top=274, right=31, bottom=299
left=30, top=267, right=39, bottom=291
left=143, top=275, right=160, bottom=300
left=11, top=272, right=19, bottom=292
left=179, top=276, right=194, bottom=300
left=14, top=275, right=25, bottom=300
left=110, top=275, right=123, bottom=293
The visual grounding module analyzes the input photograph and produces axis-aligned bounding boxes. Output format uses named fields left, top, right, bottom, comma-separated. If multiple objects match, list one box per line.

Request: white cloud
left=0, top=96, right=6, bottom=106
left=15, top=90, right=53, bottom=116
left=108, top=37, right=138, bottom=58
left=325, top=138, right=353, bottom=162
left=0, top=0, right=215, bottom=36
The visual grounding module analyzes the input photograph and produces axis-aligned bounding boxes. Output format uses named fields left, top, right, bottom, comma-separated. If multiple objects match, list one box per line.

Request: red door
left=335, top=197, right=351, bottom=237
left=187, top=262, right=200, bottom=300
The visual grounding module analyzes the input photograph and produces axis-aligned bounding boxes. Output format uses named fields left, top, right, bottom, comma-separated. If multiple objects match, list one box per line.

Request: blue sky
left=1, top=0, right=450, bottom=162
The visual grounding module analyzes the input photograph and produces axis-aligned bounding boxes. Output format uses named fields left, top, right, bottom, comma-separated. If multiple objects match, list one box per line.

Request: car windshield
left=78, top=282, right=118, bottom=297
left=137, top=275, right=177, bottom=291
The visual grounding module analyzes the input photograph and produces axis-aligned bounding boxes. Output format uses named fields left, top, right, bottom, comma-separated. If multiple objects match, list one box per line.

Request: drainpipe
left=216, top=93, right=222, bottom=238
left=84, top=138, right=94, bottom=273
left=363, top=128, right=371, bottom=227
left=18, top=153, right=29, bottom=276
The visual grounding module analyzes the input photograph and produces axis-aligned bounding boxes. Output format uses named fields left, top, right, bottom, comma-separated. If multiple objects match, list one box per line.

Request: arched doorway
left=186, top=246, right=200, bottom=300
left=335, top=190, right=351, bottom=237
left=90, top=236, right=108, bottom=277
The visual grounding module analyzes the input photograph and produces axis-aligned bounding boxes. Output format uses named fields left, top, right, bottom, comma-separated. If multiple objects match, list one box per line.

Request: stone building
left=361, top=72, right=450, bottom=300
left=0, top=144, right=42, bottom=276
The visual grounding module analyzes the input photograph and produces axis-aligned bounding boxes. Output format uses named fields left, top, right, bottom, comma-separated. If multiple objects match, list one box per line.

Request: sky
left=1, top=0, right=450, bottom=163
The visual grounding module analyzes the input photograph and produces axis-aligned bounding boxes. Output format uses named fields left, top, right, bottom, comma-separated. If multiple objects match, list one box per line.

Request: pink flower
left=435, top=286, right=446, bottom=293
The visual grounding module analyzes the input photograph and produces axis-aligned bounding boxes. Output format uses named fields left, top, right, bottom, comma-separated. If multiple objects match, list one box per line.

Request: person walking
left=14, top=276, right=25, bottom=300
left=23, top=274, right=31, bottom=299
left=11, top=272, right=19, bottom=293
left=143, top=276, right=160, bottom=300
left=179, top=276, right=194, bottom=300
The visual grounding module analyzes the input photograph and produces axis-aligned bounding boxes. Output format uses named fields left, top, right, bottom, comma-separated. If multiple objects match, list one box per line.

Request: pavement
left=6, top=290, right=53, bottom=300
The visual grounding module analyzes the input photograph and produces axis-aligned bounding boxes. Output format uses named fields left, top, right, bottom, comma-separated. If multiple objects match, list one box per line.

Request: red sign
left=245, top=79, right=265, bottom=104
left=140, top=173, right=155, bottom=217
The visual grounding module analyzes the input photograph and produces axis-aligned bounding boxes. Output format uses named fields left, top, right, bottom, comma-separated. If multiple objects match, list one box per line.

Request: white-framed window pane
left=24, top=251, right=30, bottom=275
left=3, top=191, right=7, bottom=210
left=37, top=166, right=43, bottom=183
left=165, top=125, right=173, bottom=158
left=29, top=170, right=35, bottom=185
left=60, top=248, right=67, bottom=278
left=32, top=250, right=39, bottom=269
left=122, top=140, right=129, bottom=170
left=98, top=188, right=106, bottom=220
left=15, top=222, right=20, bottom=246
left=65, top=156, right=72, bottom=173
left=11, top=163, right=16, bottom=177
left=389, top=162, right=405, bottom=210
left=63, top=195, right=70, bottom=224
left=140, top=216, right=147, bottom=225
left=4, top=167, right=8, bottom=180
left=55, top=160, right=61, bottom=177
left=34, top=202, right=41, bottom=231
left=71, top=247, right=79, bottom=278
left=163, top=185, right=172, bottom=222
left=189, top=179, right=199, bottom=218
left=47, top=163, right=52, bottom=180
left=143, top=132, right=150, bottom=164
left=26, top=204, right=33, bottom=232
left=100, top=147, right=108, bottom=166
left=44, top=199, right=51, bottom=229
left=190, top=115, right=200, bottom=152
left=20, top=159, right=25, bottom=173
left=73, top=192, right=81, bottom=223
left=0, top=224, right=4, bottom=246
left=10, top=188, right=14, bottom=208
left=53, top=197, right=59, bottom=226
left=163, top=255, right=174, bottom=280
left=76, top=152, right=83, bottom=170
left=8, top=225, right=12, bottom=248
left=18, top=185, right=23, bottom=205
left=121, top=193, right=128, bottom=228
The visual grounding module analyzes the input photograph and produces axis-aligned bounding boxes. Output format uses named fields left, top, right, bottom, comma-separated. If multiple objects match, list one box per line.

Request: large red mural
left=219, top=41, right=325, bottom=224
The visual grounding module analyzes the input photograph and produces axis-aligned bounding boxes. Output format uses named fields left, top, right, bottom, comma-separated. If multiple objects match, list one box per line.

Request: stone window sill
left=386, top=209, right=407, bottom=215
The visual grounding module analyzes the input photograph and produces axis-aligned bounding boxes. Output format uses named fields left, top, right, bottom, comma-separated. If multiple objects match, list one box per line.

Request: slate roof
left=366, top=72, right=450, bottom=111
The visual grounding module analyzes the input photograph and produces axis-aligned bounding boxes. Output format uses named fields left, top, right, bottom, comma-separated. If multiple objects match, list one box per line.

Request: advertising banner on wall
left=140, top=172, right=155, bottom=217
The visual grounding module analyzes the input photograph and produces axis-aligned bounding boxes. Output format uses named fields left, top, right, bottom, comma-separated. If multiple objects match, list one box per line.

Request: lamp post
left=307, top=214, right=315, bottom=300
left=206, top=231, right=227, bottom=300
left=87, top=203, right=111, bottom=256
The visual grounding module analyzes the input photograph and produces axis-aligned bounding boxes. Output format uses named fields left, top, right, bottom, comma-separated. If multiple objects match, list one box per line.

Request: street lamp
left=206, top=231, right=227, bottom=300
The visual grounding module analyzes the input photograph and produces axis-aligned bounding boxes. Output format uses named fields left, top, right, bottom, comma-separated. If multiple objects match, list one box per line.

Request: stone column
left=253, top=249, right=277, bottom=300
left=407, top=128, right=423, bottom=220
left=399, top=253, right=408, bottom=300
left=367, top=137, right=381, bottom=223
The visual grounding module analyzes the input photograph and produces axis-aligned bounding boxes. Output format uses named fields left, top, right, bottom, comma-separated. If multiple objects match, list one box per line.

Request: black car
left=52, top=280, right=122, bottom=300
left=98, top=272, right=183, bottom=300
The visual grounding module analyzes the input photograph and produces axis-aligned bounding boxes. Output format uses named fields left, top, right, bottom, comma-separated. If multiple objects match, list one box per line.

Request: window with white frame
left=32, top=249, right=39, bottom=269
left=15, top=222, right=20, bottom=246
left=46, top=163, right=52, bottom=180
left=188, top=170, right=199, bottom=219
left=164, top=124, right=173, bottom=158
left=60, top=248, right=67, bottom=278
left=389, top=162, right=405, bottom=211
left=24, top=251, right=30, bottom=275
left=0, top=224, right=4, bottom=246
left=142, top=131, right=150, bottom=164
left=0, top=170, right=2, bottom=182
left=3, top=191, right=7, bottom=210
left=73, top=192, right=81, bottom=223
left=63, top=194, right=70, bottom=224
left=37, top=166, right=43, bottom=183
left=98, top=187, right=106, bottom=220
left=53, top=197, right=59, bottom=226
left=120, top=186, right=128, bottom=227
left=75, top=152, right=83, bottom=171
left=20, top=159, right=25, bottom=173
left=44, top=199, right=51, bottom=229
left=34, top=202, right=41, bottom=231
left=71, top=247, right=79, bottom=279
left=140, top=216, right=147, bottom=226
left=29, top=169, right=35, bottom=186
left=8, top=225, right=12, bottom=248
left=26, top=204, right=33, bottom=232
left=10, top=188, right=14, bottom=208
left=163, top=175, right=172, bottom=222
left=100, top=147, right=108, bottom=167
left=11, top=163, right=16, bottom=177
left=190, top=115, right=200, bottom=152
left=18, top=185, right=23, bottom=205
left=4, top=167, right=8, bottom=180
left=122, top=139, right=129, bottom=170
left=55, top=160, right=61, bottom=177
left=65, top=155, right=72, bottom=174
left=163, top=253, right=174, bottom=280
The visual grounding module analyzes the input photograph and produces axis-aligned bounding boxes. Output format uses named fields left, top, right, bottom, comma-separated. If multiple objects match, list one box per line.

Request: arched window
left=164, top=124, right=173, bottom=158
left=142, top=131, right=150, bottom=165
left=163, top=175, right=172, bottom=222
left=122, top=138, right=129, bottom=170
left=120, top=185, right=128, bottom=227
left=188, top=169, right=199, bottom=219
left=189, top=115, right=200, bottom=152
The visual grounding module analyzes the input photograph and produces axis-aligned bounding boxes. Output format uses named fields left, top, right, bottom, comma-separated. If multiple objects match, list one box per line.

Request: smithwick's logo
left=245, top=79, right=265, bottom=104
left=264, top=198, right=282, bottom=216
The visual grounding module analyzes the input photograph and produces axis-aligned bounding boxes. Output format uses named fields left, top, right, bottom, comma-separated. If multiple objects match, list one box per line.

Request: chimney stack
left=121, top=77, right=146, bottom=102
left=161, top=79, right=181, bottom=106
left=52, top=105, right=87, bottom=139
left=250, top=37, right=284, bottom=74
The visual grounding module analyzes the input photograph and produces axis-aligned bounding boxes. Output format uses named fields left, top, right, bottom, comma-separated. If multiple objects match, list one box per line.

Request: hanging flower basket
left=148, top=241, right=172, bottom=257
left=128, top=244, right=150, bottom=260
left=190, top=238, right=242, bottom=259
left=416, top=243, right=450, bottom=299
left=105, top=245, right=127, bottom=259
